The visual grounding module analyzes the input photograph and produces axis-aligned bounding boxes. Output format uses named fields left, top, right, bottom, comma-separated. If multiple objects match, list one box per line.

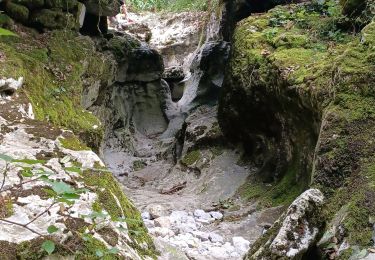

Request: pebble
left=209, top=233, right=224, bottom=243
left=232, top=236, right=251, bottom=253
left=210, top=211, right=223, bottom=220
left=154, top=216, right=171, bottom=228
left=148, top=204, right=167, bottom=219
left=141, top=211, right=151, bottom=220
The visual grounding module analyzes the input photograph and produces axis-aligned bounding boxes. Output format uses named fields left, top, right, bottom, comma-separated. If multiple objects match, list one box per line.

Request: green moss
left=59, top=136, right=90, bottom=151
left=106, top=35, right=140, bottom=62
left=5, top=2, right=29, bottom=23
left=132, top=160, right=146, bottom=171
left=0, top=30, right=107, bottom=149
left=75, top=236, right=120, bottom=260
left=0, top=197, right=14, bottom=218
left=240, top=154, right=306, bottom=207
left=81, top=169, right=156, bottom=258
left=31, top=9, right=78, bottom=30
left=0, top=14, right=14, bottom=29
left=181, top=150, right=201, bottom=166
left=91, top=198, right=102, bottom=212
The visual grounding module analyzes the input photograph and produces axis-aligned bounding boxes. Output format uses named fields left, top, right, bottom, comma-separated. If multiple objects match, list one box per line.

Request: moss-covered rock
left=44, top=0, right=78, bottom=11
left=0, top=14, right=15, bottom=29
left=13, top=0, right=45, bottom=9
left=219, top=1, right=375, bottom=258
left=5, top=2, right=30, bottom=23
left=30, top=9, right=79, bottom=30
left=0, top=30, right=109, bottom=150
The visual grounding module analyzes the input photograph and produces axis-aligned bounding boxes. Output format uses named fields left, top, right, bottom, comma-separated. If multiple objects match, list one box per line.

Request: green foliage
left=41, top=240, right=55, bottom=255
left=128, top=0, right=211, bottom=12
left=47, top=225, right=59, bottom=234
left=0, top=30, right=106, bottom=149
left=181, top=150, right=201, bottom=166
left=0, top=28, right=17, bottom=37
left=59, top=136, right=90, bottom=151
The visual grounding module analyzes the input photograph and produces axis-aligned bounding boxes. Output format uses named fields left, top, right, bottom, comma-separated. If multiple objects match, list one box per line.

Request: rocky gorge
left=0, top=0, right=374, bottom=259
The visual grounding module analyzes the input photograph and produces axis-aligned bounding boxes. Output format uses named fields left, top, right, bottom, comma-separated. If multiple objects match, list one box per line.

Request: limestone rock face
left=0, top=28, right=156, bottom=259
left=221, top=2, right=375, bottom=259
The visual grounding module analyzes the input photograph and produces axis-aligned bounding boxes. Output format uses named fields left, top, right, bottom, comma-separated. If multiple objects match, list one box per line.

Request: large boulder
left=246, top=189, right=325, bottom=259
left=126, top=47, right=164, bottom=82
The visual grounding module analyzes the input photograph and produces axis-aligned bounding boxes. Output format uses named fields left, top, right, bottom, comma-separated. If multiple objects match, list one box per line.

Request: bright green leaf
left=51, top=181, right=75, bottom=195
left=61, top=193, right=80, bottom=200
left=64, top=167, right=81, bottom=173
left=41, top=240, right=55, bottom=255
left=47, top=225, right=59, bottom=234
left=13, top=159, right=45, bottom=165
left=0, top=28, right=18, bottom=37
left=21, top=169, right=33, bottom=178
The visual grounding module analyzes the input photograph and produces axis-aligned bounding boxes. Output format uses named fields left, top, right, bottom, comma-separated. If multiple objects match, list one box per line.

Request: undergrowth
left=128, top=0, right=217, bottom=12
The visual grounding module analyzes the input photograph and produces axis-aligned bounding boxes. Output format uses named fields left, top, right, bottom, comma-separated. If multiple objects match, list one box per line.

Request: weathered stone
left=270, top=189, right=324, bottom=258
left=0, top=77, right=23, bottom=97
left=148, top=204, right=168, bottom=219
left=209, top=233, right=224, bottom=243
left=163, top=66, right=185, bottom=80
left=141, top=211, right=151, bottom=220
left=232, top=236, right=250, bottom=254
left=210, top=211, right=223, bottom=220
left=126, top=47, right=164, bottom=82
left=154, top=216, right=171, bottom=229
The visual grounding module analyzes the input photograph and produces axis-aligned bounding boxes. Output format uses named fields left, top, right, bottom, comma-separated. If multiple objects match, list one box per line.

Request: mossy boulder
left=30, top=9, right=79, bottom=30
left=339, top=0, right=367, bottom=16
left=45, top=0, right=78, bottom=11
left=5, top=2, right=30, bottom=23
left=0, top=29, right=110, bottom=150
left=13, top=0, right=45, bottom=9
left=219, top=1, right=375, bottom=258
left=0, top=14, right=15, bottom=29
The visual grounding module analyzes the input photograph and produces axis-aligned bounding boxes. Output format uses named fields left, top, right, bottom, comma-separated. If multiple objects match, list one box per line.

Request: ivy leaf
left=47, top=225, right=59, bottom=234
left=0, top=28, right=18, bottom=37
left=56, top=198, right=75, bottom=205
left=61, top=193, right=80, bottom=200
left=108, top=247, right=119, bottom=254
left=51, top=181, right=75, bottom=195
left=41, top=240, right=55, bottom=255
left=21, top=169, right=33, bottom=177
left=64, top=167, right=81, bottom=173
left=13, top=159, right=45, bottom=165
left=95, top=249, right=104, bottom=257
left=0, top=154, right=13, bottom=162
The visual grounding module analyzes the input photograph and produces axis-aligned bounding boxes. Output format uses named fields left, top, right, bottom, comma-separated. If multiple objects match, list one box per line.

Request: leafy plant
left=0, top=28, right=17, bottom=37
